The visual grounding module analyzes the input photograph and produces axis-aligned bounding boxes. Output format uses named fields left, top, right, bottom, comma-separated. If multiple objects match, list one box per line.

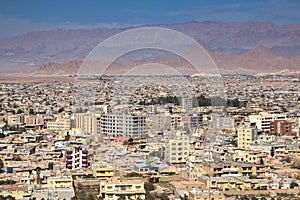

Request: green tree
left=12, top=155, right=22, bottom=161
left=87, top=193, right=95, bottom=200
left=180, top=194, right=188, bottom=200
left=0, top=159, right=3, bottom=173
left=259, top=157, right=264, bottom=165
left=29, top=108, right=35, bottom=115
left=230, top=139, right=237, bottom=147
left=118, top=194, right=126, bottom=200
left=159, top=193, right=169, bottom=200
left=58, top=107, right=65, bottom=113
left=17, top=109, right=23, bottom=114
left=125, top=172, right=142, bottom=177
left=48, top=162, right=54, bottom=170
left=270, top=146, right=275, bottom=157
left=144, top=182, right=155, bottom=192
left=36, top=166, right=41, bottom=186
left=290, top=181, right=299, bottom=189
left=145, top=193, right=155, bottom=200
left=0, top=195, right=16, bottom=200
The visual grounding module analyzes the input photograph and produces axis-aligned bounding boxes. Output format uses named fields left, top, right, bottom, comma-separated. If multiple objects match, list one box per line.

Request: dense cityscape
left=1, top=1, right=300, bottom=200
left=0, top=74, right=299, bottom=200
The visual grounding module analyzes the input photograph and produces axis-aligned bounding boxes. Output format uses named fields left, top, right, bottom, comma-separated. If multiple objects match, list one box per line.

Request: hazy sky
left=0, top=0, right=300, bottom=38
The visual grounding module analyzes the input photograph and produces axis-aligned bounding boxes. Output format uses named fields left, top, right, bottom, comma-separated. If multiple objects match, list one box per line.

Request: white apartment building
left=181, top=97, right=193, bottom=113
left=65, top=146, right=88, bottom=170
left=249, top=112, right=286, bottom=132
left=101, top=113, right=146, bottom=138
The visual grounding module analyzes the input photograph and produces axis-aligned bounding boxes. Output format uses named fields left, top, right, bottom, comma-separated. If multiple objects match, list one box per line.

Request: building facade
left=65, top=146, right=89, bottom=170
left=101, top=113, right=146, bottom=138
left=74, top=113, right=101, bottom=135
left=91, top=162, right=114, bottom=180
left=270, top=120, right=294, bottom=135
left=99, top=177, right=145, bottom=200
left=249, top=112, right=286, bottom=132
left=165, top=134, right=190, bottom=164
left=47, top=176, right=73, bottom=189
left=237, top=127, right=257, bottom=148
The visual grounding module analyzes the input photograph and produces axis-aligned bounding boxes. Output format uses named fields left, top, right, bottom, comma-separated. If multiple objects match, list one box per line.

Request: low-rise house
left=91, top=162, right=114, bottom=179
left=189, top=190, right=225, bottom=200
left=47, top=176, right=73, bottom=189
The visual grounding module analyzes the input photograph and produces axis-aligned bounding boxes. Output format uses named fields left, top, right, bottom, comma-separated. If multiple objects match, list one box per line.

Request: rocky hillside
left=1, top=21, right=300, bottom=72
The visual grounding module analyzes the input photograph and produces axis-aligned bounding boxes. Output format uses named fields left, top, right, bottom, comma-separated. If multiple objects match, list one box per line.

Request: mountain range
left=1, top=21, right=300, bottom=75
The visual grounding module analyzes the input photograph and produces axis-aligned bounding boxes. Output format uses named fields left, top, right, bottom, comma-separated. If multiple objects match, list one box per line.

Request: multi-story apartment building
left=101, top=113, right=146, bottom=138
left=24, top=115, right=44, bottom=129
left=249, top=112, right=286, bottom=132
left=151, top=113, right=171, bottom=131
left=182, top=113, right=203, bottom=130
left=47, top=114, right=71, bottom=131
left=25, top=115, right=44, bottom=126
left=151, top=113, right=183, bottom=131
left=65, top=146, right=89, bottom=170
left=99, top=177, right=145, bottom=200
left=199, top=176, right=260, bottom=191
left=7, top=113, right=24, bottom=125
left=202, top=162, right=267, bottom=179
left=165, top=134, right=189, bottom=164
left=74, top=113, right=101, bottom=135
left=170, top=114, right=183, bottom=131
left=237, top=126, right=257, bottom=148
left=232, top=150, right=260, bottom=164
left=270, top=120, right=294, bottom=135
left=181, top=97, right=193, bottom=113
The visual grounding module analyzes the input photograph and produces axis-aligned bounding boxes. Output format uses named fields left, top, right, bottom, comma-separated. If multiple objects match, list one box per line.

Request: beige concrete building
left=237, top=127, right=257, bottom=148
left=165, top=134, right=189, bottom=164
left=74, top=113, right=101, bottom=135
left=249, top=112, right=286, bottom=132
left=99, top=177, right=145, bottom=200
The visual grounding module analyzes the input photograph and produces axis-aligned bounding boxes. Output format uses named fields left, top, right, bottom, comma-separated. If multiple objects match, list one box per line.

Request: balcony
left=82, top=150, right=88, bottom=154
left=66, top=165, right=72, bottom=169
left=66, top=150, right=72, bottom=154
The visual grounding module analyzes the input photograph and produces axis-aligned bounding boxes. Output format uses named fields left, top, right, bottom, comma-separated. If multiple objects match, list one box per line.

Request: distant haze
left=1, top=21, right=300, bottom=74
